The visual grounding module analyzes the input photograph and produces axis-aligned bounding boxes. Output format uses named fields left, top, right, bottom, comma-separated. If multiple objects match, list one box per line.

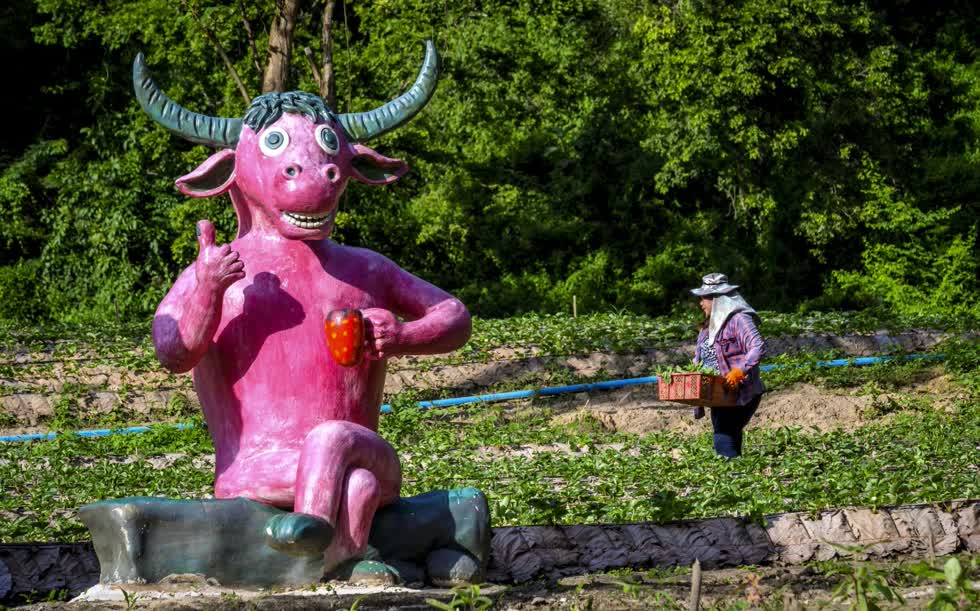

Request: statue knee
left=299, top=421, right=400, bottom=501
left=304, top=420, right=361, bottom=454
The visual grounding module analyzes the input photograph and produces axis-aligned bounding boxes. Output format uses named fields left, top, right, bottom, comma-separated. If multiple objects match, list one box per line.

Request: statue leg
left=320, top=466, right=385, bottom=573
left=266, top=421, right=401, bottom=568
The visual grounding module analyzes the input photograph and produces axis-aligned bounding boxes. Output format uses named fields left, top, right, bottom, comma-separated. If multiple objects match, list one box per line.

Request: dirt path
left=1, top=367, right=967, bottom=438
left=0, top=329, right=961, bottom=428
left=7, top=561, right=967, bottom=609
left=544, top=370, right=966, bottom=435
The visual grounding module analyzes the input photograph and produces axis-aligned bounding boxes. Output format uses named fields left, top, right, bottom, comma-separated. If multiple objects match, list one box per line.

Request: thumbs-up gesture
left=194, top=220, right=245, bottom=294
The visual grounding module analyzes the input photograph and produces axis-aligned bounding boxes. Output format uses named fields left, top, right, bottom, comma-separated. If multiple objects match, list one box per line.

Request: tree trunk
left=262, top=0, right=301, bottom=93
left=320, top=0, right=337, bottom=108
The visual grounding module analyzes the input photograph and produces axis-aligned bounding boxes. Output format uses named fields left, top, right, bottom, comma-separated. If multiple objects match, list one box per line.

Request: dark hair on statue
left=243, top=91, right=339, bottom=133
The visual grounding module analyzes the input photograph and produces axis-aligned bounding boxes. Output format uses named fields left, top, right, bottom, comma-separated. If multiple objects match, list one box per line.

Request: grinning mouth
left=281, top=210, right=336, bottom=229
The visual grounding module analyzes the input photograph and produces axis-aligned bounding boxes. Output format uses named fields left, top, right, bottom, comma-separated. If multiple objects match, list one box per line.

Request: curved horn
left=339, top=40, right=440, bottom=142
left=133, top=52, right=242, bottom=148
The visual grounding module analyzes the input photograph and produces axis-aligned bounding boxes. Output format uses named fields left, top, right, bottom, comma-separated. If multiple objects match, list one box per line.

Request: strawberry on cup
left=325, top=309, right=365, bottom=367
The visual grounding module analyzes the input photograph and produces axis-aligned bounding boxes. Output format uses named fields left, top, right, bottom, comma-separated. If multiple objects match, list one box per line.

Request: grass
left=462, top=308, right=976, bottom=360
left=0, top=315, right=976, bottom=549
left=0, top=315, right=976, bottom=611
left=394, top=399, right=979, bottom=525
left=0, top=309, right=974, bottom=375
left=559, top=554, right=980, bottom=610
left=0, top=338, right=967, bottom=431
left=0, top=375, right=976, bottom=543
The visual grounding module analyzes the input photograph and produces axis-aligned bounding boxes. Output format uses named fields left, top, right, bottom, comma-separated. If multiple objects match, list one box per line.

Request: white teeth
left=282, top=210, right=335, bottom=229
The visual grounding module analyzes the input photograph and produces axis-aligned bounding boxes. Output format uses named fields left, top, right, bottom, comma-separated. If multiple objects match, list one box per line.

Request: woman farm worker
left=691, top=273, right=767, bottom=458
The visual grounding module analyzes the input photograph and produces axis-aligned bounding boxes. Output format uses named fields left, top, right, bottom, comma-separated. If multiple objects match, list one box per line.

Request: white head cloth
left=707, top=292, right=758, bottom=344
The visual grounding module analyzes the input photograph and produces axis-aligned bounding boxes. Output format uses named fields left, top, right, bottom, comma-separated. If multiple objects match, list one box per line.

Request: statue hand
left=361, top=308, right=401, bottom=360
left=194, top=219, right=245, bottom=295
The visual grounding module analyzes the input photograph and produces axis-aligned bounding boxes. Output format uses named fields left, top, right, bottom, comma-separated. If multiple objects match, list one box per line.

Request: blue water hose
left=0, top=422, right=196, bottom=443
left=0, top=353, right=944, bottom=443
left=386, top=353, right=943, bottom=413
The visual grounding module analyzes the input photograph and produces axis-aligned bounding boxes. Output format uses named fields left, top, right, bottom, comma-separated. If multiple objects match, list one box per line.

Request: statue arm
left=382, top=261, right=472, bottom=357
left=152, top=265, right=225, bottom=373
left=153, top=221, right=244, bottom=373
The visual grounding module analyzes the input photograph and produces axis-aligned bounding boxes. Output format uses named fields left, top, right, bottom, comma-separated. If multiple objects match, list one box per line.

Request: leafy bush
left=0, top=259, right=44, bottom=322
left=0, top=0, right=978, bottom=322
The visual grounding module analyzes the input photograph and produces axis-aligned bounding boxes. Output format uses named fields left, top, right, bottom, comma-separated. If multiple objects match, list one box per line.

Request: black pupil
left=267, top=132, right=283, bottom=147
left=321, top=129, right=337, bottom=149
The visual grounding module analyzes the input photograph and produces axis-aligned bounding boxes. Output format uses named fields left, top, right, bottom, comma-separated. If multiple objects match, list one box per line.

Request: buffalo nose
left=283, top=165, right=302, bottom=178
left=322, top=163, right=341, bottom=183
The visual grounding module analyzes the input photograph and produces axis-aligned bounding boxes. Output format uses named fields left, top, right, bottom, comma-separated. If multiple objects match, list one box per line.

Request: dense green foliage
left=0, top=0, right=977, bottom=323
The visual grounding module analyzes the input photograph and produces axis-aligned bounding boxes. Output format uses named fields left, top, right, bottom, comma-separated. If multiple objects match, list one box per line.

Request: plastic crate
left=657, top=372, right=738, bottom=407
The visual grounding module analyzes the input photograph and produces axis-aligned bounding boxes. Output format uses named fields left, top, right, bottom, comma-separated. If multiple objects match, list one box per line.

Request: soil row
left=0, top=330, right=959, bottom=432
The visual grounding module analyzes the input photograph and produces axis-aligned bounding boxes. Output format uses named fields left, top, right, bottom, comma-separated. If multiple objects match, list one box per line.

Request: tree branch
left=303, top=46, right=322, bottom=91
left=181, top=0, right=250, bottom=105
left=238, top=0, right=263, bottom=81
left=320, top=0, right=337, bottom=109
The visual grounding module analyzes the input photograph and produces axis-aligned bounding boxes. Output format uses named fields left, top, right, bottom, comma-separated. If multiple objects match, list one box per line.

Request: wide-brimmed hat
left=690, top=273, right=739, bottom=297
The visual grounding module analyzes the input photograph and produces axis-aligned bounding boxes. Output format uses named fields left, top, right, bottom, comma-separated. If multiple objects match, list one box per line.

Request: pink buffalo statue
left=134, top=42, right=480, bottom=580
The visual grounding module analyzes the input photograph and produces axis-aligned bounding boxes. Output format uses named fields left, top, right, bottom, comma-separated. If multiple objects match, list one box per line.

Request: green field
left=1, top=322, right=976, bottom=543
left=0, top=312, right=977, bottom=611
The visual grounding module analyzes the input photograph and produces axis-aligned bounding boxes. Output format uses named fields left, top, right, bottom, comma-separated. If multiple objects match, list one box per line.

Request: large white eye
left=259, top=128, right=290, bottom=156
left=315, top=124, right=340, bottom=155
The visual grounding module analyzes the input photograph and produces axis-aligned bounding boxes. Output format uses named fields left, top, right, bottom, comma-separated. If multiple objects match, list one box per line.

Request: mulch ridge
left=2, top=498, right=976, bottom=602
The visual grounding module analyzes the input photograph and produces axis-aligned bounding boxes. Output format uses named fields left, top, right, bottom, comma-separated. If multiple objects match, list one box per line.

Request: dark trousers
left=710, top=395, right=761, bottom=458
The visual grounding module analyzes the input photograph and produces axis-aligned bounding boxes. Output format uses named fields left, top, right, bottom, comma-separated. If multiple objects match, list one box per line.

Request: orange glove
left=725, top=367, right=745, bottom=389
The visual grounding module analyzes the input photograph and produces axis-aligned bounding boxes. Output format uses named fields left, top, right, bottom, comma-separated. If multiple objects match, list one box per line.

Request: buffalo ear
left=176, top=149, right=236, bottom=197
left=348, top=143, right=408, bottom=186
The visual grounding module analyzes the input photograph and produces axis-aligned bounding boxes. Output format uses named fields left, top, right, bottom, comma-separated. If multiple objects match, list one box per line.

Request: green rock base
left=78, top=488, right=490, bottom=588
